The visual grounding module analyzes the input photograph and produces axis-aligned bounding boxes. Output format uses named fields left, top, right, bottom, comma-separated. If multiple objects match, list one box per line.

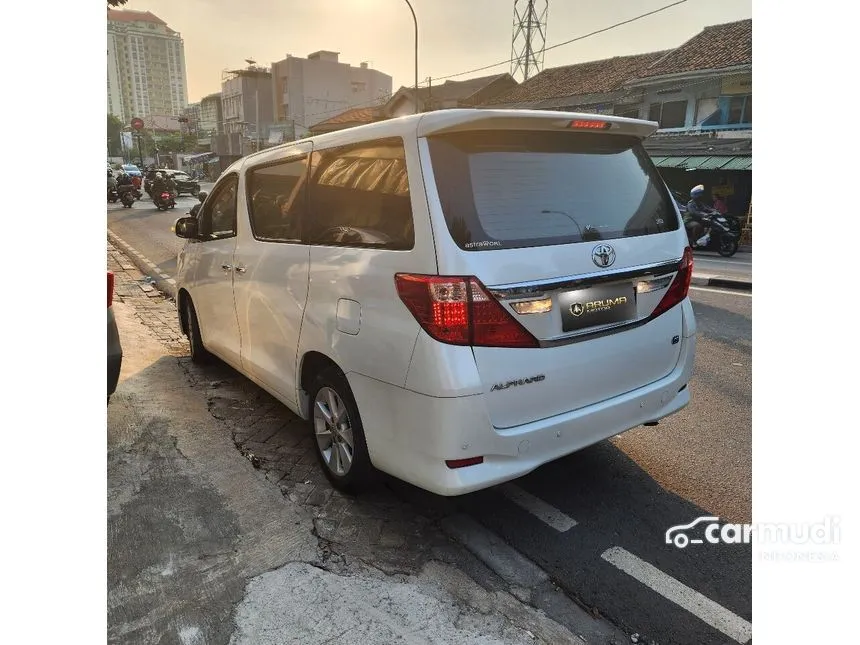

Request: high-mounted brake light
left=651, top=247, right=694, bottom=318
left=568, top=119, right=612, bottom=130
left=108, top=271, right=115, bottom=308
left=395, top=274, right=539, bottom=348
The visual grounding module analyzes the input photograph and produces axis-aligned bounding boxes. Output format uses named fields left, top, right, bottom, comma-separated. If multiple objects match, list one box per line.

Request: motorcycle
left=118, top=185, right=136, bottom=208
left=154, top=191, right=177, bottom=211
left=685, top=208, right=741, bottom=257
left=107, top=186, right=119, bottom=203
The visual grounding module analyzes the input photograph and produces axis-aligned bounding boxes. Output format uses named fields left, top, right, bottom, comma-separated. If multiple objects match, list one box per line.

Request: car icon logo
left=665, top=516, right=721, bottom=548
left=570, top=303, right=584, bottom=317
left=592, top=244, right=615, bottom=268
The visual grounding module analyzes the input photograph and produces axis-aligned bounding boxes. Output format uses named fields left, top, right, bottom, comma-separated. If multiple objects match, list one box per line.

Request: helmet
left=690, top=184, right=705, bottom=198
left=197, top=191, right=208, bottom=202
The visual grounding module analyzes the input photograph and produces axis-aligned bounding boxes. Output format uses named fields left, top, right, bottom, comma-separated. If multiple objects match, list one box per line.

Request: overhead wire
left=279, top=0, right=696, bottom=125
left=426, top=0, right=691, bottom=82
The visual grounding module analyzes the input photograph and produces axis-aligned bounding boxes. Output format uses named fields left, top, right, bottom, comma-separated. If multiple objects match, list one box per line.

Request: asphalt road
left=693, top=252, right=752, bottom=282
left=107, top=199, right=752, bottom=645
left=444, top=284, right=752, bottom=644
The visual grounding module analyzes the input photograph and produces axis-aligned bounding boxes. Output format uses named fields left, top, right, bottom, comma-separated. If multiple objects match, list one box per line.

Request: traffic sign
left=131, top=117, right=144, bottom=130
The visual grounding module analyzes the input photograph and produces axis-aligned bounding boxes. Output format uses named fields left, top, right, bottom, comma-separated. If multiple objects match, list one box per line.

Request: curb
left=440, top=514, right=629, bottom=644
left=691, top=274, right=752, bottom=291
left=108, top=230, right=178, bottom=301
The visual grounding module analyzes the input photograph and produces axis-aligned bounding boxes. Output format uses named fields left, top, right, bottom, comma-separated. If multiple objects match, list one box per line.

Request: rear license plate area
left=558, top=282, right=637, bottom=332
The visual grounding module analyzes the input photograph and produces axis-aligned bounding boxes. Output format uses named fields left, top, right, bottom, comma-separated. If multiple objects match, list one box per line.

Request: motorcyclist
left=189, top=191, right=208, bottom=218
left=685, top=184, right=712, bottom=246
left=107, top=169, right=118, bottom=201
left=145, top=167, right=159, bottom=195
left=163, top=172, right=178, bottom=198
left=116, top=170, right=133, bottom=187
left=151, top=172, right=168, bottom=205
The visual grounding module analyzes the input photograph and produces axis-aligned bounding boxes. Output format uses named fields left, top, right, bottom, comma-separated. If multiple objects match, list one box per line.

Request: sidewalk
left=107, top=240, right=592, bottom=645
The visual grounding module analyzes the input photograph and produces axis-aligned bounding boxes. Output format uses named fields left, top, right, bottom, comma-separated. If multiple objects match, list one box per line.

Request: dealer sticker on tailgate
left=558, top=282, right=637, bottom=332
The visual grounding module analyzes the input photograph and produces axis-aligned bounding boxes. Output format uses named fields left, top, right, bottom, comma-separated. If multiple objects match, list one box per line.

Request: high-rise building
left=107, top=10, right=189, bottom=124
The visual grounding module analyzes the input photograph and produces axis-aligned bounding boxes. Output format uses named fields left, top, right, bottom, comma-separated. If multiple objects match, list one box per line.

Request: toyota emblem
left=592, top=244, right=616, bottom=268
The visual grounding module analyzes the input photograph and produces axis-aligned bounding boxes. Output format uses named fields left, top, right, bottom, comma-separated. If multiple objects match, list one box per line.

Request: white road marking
left=690, top=286, right=752, bottom=298
left=501, top=484, right=577, bottom=532
left=600, top=546, right=752, bottom=643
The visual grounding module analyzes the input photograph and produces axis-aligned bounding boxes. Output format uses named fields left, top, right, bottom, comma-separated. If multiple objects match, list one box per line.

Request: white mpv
left=174, top=109, right=696, bottom=496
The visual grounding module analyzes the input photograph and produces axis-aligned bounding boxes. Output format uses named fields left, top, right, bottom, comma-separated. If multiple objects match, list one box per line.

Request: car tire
left=191, top=186, right=200, bottom=197
left=184, top=298, right=211, bottom=364
left=309, top=368, right=375, bottom=494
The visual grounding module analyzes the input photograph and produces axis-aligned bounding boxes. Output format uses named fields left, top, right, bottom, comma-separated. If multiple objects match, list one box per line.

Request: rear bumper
left=108, top=308, right=123, bottom=396
left=348, top=332, right=695, bottom=496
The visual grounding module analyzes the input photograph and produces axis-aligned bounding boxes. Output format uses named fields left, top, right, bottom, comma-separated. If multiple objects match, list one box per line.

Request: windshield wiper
left=541, top=209, right=584, bottom=238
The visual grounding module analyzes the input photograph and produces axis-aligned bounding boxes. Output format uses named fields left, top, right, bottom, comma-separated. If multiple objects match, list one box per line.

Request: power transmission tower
left=510, top=0, right=548, bottom=82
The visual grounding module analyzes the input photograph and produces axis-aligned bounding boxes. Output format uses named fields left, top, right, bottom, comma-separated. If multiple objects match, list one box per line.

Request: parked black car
left=144, top=170, right=201, bottom=197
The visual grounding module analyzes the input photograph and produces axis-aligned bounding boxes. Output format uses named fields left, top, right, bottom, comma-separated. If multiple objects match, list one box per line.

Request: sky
left=122, top=0, right=751, bottom=104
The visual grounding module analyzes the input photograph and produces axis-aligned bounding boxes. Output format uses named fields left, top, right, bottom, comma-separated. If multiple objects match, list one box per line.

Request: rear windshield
left=426, top=130, right=678, bottom=251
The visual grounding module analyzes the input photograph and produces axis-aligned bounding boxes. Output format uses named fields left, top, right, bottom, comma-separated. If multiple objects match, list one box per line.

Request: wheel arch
left=298, top=351, right=345, bottom=419
left=177, top=288, right=191, bottom=335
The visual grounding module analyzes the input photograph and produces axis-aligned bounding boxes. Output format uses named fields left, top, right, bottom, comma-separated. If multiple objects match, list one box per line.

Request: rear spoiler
left=416, top=109, right=659, bottom=140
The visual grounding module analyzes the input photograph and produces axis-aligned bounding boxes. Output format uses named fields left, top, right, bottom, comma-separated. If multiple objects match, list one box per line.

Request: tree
left=107, top=114, right=124, bottom=156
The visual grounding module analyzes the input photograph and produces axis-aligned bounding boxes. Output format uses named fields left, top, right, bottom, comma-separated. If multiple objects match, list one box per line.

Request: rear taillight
left=652, top=247, right=693, bottom=318
left=161, top=192, right=170, bottom=198
left=395, top=274, right=539, bottom=348
left=108, top=271, right=115, bottom=308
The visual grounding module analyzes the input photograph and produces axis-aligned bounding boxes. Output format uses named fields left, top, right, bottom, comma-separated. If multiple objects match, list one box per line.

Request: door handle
left=235, top=265, right=247, bottom=273
left=221, top=264, right=233, bottom=271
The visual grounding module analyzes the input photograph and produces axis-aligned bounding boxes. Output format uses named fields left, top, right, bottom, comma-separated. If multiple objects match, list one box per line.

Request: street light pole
left=403, top=0, right=418, bottom=114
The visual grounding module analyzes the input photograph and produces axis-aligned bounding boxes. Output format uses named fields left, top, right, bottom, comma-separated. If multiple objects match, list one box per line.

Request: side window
left=307, top=138, right=414, bottom=250
left=198, top=174, right=238, bottom=240
left=246, top=155, right=309, bottom=242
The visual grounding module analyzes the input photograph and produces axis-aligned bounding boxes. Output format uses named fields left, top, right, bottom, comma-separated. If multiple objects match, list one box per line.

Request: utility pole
left=136, top=133, right=144, bottom=168
left=426, top=77, right=432, bottom=112
left=256, top=88, right=260, bottom=152
left=402, top=0, right=419, bottom=114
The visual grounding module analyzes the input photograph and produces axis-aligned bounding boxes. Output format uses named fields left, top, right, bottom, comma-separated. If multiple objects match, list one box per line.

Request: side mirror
left=174, top=216, right=198, bottom=239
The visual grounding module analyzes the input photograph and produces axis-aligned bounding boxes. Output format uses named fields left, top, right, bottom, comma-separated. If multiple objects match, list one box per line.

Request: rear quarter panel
left=297, top=134, right=438, bottom=389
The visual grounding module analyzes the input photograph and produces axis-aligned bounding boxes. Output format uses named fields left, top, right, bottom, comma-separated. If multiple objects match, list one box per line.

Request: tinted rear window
left=427, top=130, right=678, bottom=251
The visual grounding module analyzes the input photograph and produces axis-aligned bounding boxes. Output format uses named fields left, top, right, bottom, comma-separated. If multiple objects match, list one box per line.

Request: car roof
left=239, top=108, right=660, bottom=171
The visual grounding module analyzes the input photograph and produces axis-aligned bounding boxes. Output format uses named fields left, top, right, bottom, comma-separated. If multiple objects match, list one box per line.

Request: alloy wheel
left=313, top=387, right=355, bottom=476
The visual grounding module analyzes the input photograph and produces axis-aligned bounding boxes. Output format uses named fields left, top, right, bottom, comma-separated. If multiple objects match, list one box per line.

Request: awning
left=718, top=156, right=752, bottom=170
left=650, top=155, right=751, bottom=171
